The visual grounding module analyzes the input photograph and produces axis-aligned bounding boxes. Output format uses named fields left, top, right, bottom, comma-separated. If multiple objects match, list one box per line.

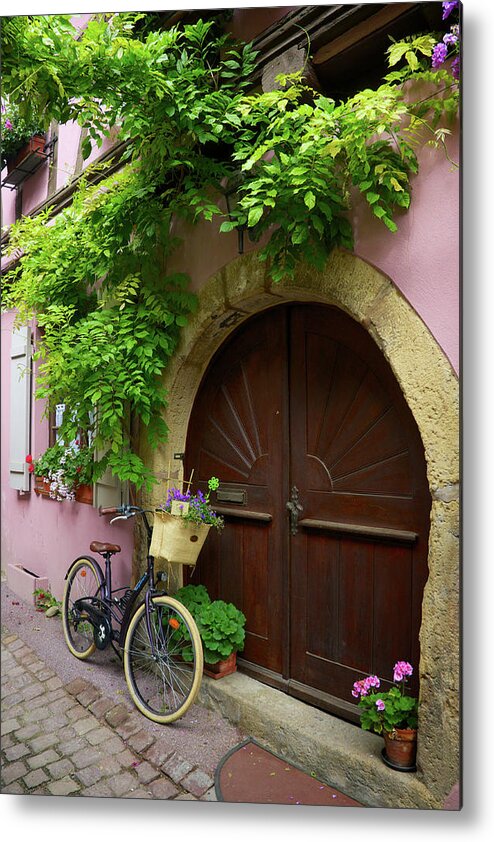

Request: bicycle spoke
left=125, top=599, right=200, bottom=718
left=63, top=560, right=102, bottom=655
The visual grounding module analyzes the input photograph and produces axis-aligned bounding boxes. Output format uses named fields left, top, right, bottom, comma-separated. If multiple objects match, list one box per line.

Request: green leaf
left=366, top=192, right=380, bottom=205
left=383, top=217, right=398, bottom=232
left=373, top=205, right=386, bottom=219
left=304, top=191, right=316, bottom=210
left=81, top=136, right=92, bottom=160
left=248, top=207, right=263, bottom=228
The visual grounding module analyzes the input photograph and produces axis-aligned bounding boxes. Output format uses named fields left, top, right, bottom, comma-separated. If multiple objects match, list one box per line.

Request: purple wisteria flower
left=451, top=56, right=460, bottom=80
left=443, top=32, right=458, bottom=46
left=5, top=118, right=13, bottom=130
left=442, top=1, right=458, bottom=20
left=432, top=42, right=448, bottom=68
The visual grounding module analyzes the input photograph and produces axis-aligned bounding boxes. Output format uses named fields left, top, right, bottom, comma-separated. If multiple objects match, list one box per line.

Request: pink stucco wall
left=353, top=124, right=460, bottom=376
left=1, top=310, right=134, bottom=600
left=0, top=174, right=16, bottom=227
left=167, top=131, right=460, bottom=374
left=56, top=120, right=83, bottom=190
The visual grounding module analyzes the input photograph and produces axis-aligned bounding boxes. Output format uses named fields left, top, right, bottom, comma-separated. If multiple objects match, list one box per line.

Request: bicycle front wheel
left=123, top=595, right=203, bottom=724
left=62, top=556, right=104, bottom=659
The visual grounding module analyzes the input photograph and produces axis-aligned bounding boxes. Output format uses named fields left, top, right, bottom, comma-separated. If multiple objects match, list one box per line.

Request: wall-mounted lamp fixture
left=224, top=171, right=264, bottom=255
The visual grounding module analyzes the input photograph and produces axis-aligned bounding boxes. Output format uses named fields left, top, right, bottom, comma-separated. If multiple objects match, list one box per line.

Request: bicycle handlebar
left=98, top=504, right=154, bottom=519
left=98, top=503, right=154, bottom=541
left=98, top=506, right=118, bottom=516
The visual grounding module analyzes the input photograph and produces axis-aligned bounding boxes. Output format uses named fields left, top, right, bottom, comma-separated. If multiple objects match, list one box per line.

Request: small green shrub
left=174, top=583, right=246, bottom=664
left=174, top=583, right=211, bottom=612
left=196, top=599, right=246, bottom=664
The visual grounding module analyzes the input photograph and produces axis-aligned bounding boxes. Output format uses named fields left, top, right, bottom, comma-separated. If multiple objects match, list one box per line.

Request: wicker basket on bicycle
left=150, top=509, right=210, bottom=567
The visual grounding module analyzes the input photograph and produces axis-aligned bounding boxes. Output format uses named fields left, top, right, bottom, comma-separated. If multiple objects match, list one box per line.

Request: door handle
left=286, top=486, right=303, bottom=535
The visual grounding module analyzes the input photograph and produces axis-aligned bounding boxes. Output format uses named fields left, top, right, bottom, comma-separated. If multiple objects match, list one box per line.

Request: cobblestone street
left=1, top=628, right=219, bottom=800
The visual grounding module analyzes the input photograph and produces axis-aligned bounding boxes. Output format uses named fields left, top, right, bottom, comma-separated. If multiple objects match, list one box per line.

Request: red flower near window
left=28, top=464, right=35, bottom=473
left=25, top=454, right=33, bottom=463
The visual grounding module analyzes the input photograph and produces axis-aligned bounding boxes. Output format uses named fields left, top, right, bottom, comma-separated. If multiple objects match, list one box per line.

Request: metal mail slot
left=216, top=489, right=246, bottom=505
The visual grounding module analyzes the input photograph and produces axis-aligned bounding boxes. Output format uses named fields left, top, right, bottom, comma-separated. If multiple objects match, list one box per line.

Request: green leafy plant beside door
left=174, top=584, right=246, bottom=665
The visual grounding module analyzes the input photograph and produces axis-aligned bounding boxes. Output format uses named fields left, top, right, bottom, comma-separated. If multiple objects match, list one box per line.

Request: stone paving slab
left=1, top=629, right=217, bottom=802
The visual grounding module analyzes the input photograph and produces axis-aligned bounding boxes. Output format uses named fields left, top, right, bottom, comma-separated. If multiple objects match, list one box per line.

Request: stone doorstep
left=197, top=672, right=438, bottom=810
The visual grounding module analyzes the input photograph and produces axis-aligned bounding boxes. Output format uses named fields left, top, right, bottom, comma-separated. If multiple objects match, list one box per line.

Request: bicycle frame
left=71, top=506, right=162, bottom=653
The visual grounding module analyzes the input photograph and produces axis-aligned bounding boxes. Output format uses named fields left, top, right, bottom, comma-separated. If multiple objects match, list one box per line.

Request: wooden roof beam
left=312, top=3, right=417, bottom=65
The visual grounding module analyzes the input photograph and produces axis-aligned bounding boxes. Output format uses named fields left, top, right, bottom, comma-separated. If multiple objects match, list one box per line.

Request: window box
left=75, top=483, right=93, bottom=505
left=7, top=133, right=46, bottom=170
left=35, top=475, right=93, bottom=504
left=34, top=475, right=51, bottom=496
left=2, top=134, right=54, bottom=189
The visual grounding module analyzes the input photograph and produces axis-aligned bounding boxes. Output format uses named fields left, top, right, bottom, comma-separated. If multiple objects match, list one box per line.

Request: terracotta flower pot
left=203, top=651, right=237, bottom=680
left=383, top=728, right=417, bottom=771
left=7, top=134, right=46, bottom=173
left=75, top=483, right=93, bottom=505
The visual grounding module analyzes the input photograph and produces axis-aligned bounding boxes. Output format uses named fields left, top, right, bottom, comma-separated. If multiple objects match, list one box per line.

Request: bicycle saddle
left=90, top=541, right=121, bottom=555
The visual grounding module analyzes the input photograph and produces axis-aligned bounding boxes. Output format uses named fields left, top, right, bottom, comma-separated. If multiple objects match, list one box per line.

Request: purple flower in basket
left=158, top=477, right=224, bottom=531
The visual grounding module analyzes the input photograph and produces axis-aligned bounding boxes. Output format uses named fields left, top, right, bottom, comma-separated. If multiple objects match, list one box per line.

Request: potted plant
left=174, top=583, right=246, bottom=678
left=151, top=477, right=224, bottom=566
left=1, top=98, right=45, bottom=170
left=27, top=442, right=94, bottom=503
left=351, top=660, right=418, bottom=771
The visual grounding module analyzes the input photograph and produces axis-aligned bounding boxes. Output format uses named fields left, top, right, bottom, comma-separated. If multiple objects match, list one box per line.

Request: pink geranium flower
left=393, top=660, right=413, bottom=682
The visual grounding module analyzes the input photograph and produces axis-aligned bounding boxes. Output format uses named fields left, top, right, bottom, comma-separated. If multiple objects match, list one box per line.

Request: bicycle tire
left=62, top=556, right=104, bottom=660
left=123, top=595, right=203, bottom=724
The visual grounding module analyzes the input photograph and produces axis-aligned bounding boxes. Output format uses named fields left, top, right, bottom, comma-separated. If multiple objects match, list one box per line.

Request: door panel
left=186, top=304, right=430, bottom=718
left=186, top=308, right=288, bottom=675
left=289, top=306, right=430, bottom=707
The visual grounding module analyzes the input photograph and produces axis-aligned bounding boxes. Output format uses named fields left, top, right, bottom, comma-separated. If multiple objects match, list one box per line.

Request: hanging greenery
left=1, top=9, right=459, bottom=491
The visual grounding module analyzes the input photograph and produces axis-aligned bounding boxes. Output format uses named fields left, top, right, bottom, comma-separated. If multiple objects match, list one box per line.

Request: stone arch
left=144, top=247, right=459, bottom=805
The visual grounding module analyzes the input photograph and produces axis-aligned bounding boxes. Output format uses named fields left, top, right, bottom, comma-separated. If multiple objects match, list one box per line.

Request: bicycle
left=61, top=504, right=203, bottom=724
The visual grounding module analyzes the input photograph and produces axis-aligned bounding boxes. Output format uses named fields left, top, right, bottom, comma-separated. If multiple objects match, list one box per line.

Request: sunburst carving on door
left=199, top=359, right=266, bottom=482
left=306, top=337, right=412, bottom=497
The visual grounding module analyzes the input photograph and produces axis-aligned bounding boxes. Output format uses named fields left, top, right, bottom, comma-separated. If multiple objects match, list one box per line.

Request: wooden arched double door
left=185, top=304, right=430, bottom=721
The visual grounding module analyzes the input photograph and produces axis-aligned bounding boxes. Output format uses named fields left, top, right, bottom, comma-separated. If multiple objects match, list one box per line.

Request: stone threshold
left=198, top=671, right=439, bottom=810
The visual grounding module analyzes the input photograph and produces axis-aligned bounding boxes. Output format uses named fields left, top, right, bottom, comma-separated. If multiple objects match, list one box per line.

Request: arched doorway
left=185, top=303, right=431, bottom=721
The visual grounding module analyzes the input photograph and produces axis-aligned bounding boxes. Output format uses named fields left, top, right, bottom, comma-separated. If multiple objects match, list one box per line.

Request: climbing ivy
left=1, top=11, right=459, bottom=490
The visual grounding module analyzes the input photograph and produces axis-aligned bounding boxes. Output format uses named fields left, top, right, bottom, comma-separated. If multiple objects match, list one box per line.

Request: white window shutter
left=9, top=325, right=32, bottom=491
left=93, top=404, right=130, bottom=508
left=93, top=465, right=127, bottom=509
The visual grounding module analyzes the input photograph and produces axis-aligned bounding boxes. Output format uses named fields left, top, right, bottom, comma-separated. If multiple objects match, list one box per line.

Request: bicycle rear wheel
left=62, top=556, right=104, bottom=659
left=123, top=595, right=203, bottom=724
